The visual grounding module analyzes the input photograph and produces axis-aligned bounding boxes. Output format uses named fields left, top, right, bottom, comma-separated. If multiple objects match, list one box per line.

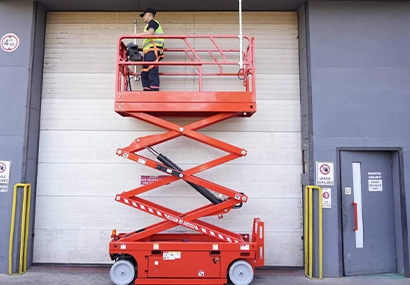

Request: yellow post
left=23, top=185, right=31, bottom=273
left=8, top=185, right=18, bottom=275
left=304, top=185, right=323, bottom=279
left=304, top=186, right=309, bottom=276
left=318, top=186, right=323, bottom=279
left=308, top=187, right=313, bottom=277
left=8, top=183, right=31, bottom=275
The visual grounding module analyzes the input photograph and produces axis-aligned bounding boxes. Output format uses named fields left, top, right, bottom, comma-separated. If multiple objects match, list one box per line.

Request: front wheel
left=228, top=260, right=254, bottom=285
left=110, top=259, right=135, bottom=285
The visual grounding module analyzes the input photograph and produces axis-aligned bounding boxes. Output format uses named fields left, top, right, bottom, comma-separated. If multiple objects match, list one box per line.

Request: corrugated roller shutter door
left=35, top=12, right=301, bottom=266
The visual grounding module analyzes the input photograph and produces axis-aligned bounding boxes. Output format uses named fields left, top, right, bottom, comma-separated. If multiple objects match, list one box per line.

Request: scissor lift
left=109, top=35, right=264, bottom=285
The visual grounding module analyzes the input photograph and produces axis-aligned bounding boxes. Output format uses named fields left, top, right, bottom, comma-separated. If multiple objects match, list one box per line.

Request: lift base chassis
left=110, top=225, right=264, bottom=285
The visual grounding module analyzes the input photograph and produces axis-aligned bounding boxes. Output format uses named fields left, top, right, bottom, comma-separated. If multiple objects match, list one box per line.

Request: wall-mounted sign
left=0, top=160, right=11, bottom=184
left=322, top=188, right=332, bottom=209
left=316, top=162, right=334, bottom=186
left=368, top=171, right=383, bottom=191
left=1, top=33, right=20, bottom=52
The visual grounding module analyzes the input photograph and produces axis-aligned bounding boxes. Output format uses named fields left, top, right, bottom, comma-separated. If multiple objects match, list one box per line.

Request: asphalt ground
left=1, top=266, right=410, bottom=285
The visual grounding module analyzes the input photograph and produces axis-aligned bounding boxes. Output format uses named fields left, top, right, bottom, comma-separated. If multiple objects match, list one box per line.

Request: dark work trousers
left=141, top=51, right=160, bottom=91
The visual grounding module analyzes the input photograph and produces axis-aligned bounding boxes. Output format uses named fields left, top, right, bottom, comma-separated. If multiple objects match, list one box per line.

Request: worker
left=139, top=8, right=164, bottom=91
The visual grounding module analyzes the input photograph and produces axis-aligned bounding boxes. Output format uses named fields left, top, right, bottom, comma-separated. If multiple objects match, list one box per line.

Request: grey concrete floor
left=0, top=266, right=410, bottom=285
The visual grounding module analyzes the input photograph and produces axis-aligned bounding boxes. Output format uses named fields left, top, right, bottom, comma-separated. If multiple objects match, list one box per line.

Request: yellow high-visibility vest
left=143, top=20, right=164, bottom=52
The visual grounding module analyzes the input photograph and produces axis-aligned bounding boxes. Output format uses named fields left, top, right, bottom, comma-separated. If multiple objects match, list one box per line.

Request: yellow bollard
left=304, top=185, right=323, bottom=279
left=8, top=183, right=31, bottom=275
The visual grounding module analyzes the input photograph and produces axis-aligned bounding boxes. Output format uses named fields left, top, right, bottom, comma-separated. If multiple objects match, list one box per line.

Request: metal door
left=340, top=151, right=396, bottom=275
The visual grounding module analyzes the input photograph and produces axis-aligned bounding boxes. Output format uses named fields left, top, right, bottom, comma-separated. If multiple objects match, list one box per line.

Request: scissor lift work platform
left=109, top=35, right=264, bottom=285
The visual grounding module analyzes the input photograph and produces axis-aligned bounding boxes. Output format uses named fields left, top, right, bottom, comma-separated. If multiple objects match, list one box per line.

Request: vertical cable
left=238, top=0, right=243, bottom=69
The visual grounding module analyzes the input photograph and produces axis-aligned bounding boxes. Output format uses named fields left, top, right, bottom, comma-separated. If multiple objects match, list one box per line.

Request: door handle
left=352, top=201, right=358, bottom=231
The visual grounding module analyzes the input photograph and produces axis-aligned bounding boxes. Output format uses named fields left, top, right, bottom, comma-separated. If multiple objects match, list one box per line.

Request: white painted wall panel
left=35, top=11, right=301, bottom=267
left=37, top=131, right=301, bottom=165
left=36, top=163, right=301, bottom=198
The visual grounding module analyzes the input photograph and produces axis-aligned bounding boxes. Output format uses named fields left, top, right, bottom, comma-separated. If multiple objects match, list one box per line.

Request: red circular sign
left=320, top=164, right=330, bottom=175
left=0, top=162, right=6, bottom=173
left=323, top=192, right=330, bottom=199
left=1, top=33, right=19, bottom=52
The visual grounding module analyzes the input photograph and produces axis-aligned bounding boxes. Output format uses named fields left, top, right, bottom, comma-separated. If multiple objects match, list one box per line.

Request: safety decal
left=164, top=214, right=179, bottom=223
left=140, top=175, right=168, bottom=185
left=163, top=251, right=181, bottom=260
left=120, top=244, right=126, bottom=249
left=240, top=244, right=250, bottom=250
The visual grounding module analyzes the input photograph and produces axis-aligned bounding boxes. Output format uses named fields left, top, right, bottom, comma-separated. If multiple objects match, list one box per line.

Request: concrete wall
left=0, top=1, right=46, bottom=274
left=302, top=1, right=410, bottom=277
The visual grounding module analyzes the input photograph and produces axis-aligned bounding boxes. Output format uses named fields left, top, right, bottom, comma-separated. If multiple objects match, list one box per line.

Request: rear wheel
left=228, top=260, right=254, bottom=285
left=110, top=259, right=135, bottom=285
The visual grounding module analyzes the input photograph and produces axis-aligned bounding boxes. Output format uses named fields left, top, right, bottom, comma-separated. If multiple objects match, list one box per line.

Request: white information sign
left=368, top=171, right=382, bottom=191
left=1, top=33, right=19, bottom=52
left=322, top=188, right=332, bottom=208
left=0, top=161, right=11, bottom=184
left=316, top=162, right=334, bottom=186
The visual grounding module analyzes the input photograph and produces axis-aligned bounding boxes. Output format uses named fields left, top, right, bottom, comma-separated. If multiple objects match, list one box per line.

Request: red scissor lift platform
left=109, top=35, right=264, bottom=285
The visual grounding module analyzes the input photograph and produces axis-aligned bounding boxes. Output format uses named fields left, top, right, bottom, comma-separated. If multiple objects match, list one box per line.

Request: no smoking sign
left=316, top=162, right=334, bottom=186
left=1, top=33, right=20, bottom=52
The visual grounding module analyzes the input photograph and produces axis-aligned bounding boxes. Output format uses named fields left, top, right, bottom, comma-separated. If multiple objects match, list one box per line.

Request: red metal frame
left=109, top=35, right=264, bottom=285
left=115, top=35, right=256, bottom=117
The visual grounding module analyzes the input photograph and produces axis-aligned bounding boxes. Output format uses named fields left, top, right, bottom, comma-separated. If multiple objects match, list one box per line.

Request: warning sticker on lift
left=140, top=175, right=169, bottom=185
left=240, top=244, right=250, bottom=250
left=163, top=251, right=181, bottom=260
